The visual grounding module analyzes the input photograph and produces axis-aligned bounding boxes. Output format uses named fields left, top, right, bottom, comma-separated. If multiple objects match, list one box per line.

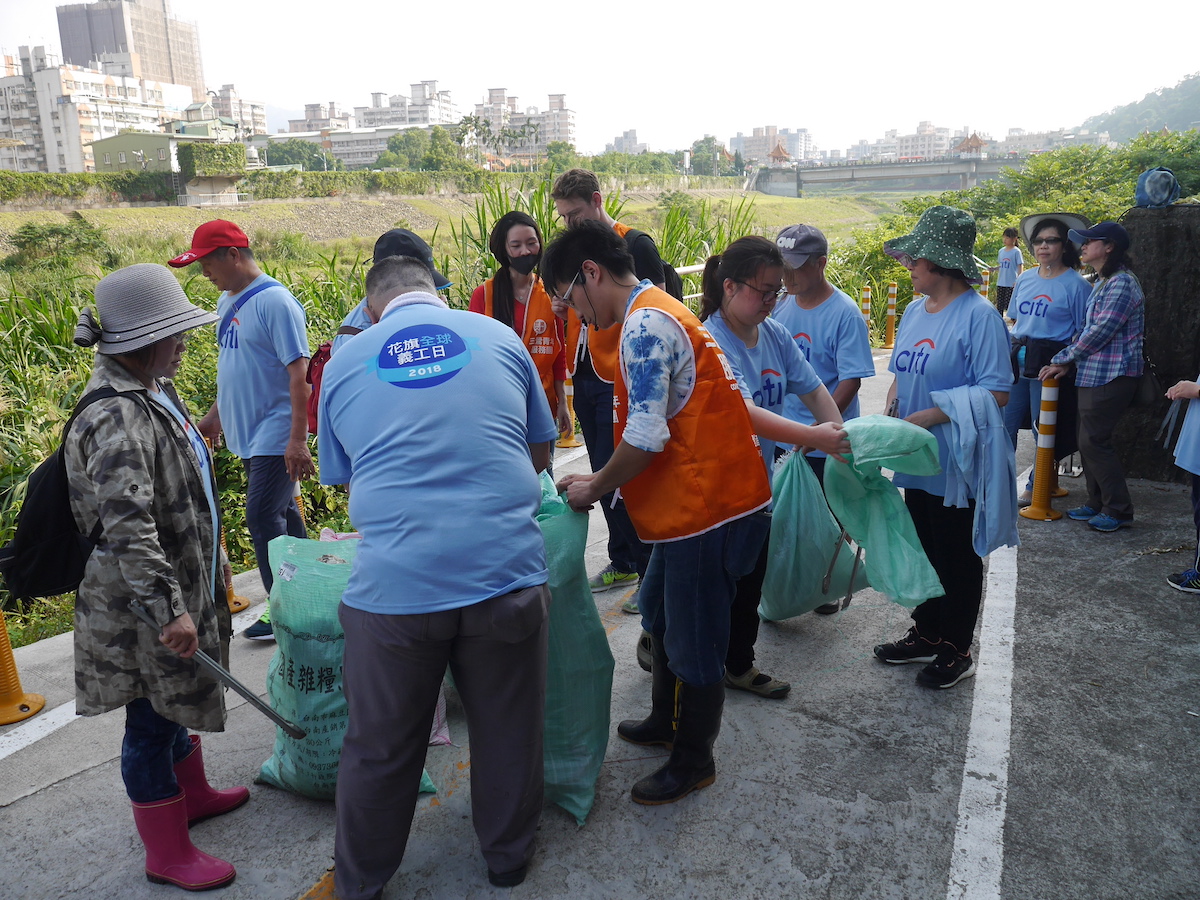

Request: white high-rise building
left=0, top=45, right=192, bottom=173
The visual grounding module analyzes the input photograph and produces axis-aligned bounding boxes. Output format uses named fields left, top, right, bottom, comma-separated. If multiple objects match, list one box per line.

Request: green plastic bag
left=258, top=536, right=436, bottom=799
left=822, top=416, right=944, bottom=607
left=760, top=452, right=870, bottom=621
left=538, top=473, right=614, bottom=825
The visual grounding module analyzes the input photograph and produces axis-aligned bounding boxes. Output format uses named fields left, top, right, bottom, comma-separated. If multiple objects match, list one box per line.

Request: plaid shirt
left=1051, top=269, right=1144, bottom=388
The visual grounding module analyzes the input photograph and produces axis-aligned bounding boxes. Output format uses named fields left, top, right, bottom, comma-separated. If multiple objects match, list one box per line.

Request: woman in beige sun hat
left=68, top=263, right=247, bottom=891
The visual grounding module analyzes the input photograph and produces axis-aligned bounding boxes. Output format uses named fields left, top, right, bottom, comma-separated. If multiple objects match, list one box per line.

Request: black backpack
left=622, top=228, right=686, bottom=301
left=0, top=387, right=144, bottom=600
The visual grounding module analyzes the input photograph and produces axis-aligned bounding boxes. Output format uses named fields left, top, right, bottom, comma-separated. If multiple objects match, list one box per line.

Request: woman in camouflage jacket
left=67, top=263, right=246, bottom=891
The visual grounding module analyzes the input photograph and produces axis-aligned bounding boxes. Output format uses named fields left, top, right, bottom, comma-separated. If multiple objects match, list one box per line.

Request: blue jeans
left=1004, top=375, right=1043, bottom=490
left=122, top=698, right=192, bottom=802
left=1191, top=475, right=1200, bottom=571
left=243, top=455, right=307, bottom=593
left=638, top=513, right=770, bottom=686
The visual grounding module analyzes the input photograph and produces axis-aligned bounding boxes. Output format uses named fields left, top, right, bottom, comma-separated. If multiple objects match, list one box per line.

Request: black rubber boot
left=630, top=680, right=724, bottom=805
left=617, top=635, right=676, bottom=748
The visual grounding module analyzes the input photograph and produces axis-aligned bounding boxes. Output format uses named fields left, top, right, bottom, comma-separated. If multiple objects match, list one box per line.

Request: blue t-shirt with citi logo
left=215, top=274, right=310, bottom=458
left=1008, top=268, right=1090, bottom=344
left=888, top=289, right=1012, bottom=497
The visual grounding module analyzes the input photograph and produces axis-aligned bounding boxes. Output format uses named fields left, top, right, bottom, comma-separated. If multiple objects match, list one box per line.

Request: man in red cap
left=170, top=220, right=314, bottom=640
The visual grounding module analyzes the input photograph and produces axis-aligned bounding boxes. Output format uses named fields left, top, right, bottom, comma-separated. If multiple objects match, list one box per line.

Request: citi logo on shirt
left=1017, top=293, right=1054, bottom=318
left=894, top=338, right=936, bottom=375
left=793, top=332, right=812, bottom=361
left=755, top=369, right=786, bottom=409
left=219, top=318, right=240, bottom=350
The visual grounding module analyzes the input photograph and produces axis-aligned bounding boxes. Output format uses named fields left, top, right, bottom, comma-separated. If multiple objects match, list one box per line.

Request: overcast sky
left=4, top=0, right=1197, bottom=155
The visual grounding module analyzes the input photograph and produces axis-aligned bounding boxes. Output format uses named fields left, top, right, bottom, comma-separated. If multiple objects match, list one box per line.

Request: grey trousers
left=1076, top=375, right=1139, bottom=519
left=333, top=584, right=551, bottom=900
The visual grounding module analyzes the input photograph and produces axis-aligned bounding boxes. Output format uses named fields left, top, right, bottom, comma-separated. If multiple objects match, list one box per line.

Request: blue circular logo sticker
left=368, top=324, right=473, bottom=389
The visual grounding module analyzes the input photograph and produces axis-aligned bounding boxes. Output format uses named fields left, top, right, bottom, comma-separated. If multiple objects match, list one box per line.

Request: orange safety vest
left=562, top=221, right=640, bottom=383
left=613, top=286, right=771, bottom=542
left=484, top=277, right=562, bottom=414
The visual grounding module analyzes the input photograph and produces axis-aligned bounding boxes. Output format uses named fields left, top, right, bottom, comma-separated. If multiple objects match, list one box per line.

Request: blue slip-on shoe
left=1066, top=505, right=1099, bottom=521
left=1087, top=513, right=1132, bottom=533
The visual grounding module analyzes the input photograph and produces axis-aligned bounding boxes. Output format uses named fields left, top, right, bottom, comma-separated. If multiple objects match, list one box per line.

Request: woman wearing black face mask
left=470, top=210, right=571, bottom=441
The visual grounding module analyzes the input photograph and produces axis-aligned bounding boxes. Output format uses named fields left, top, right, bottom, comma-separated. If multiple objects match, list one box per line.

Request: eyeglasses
left=1032, top=237, right=1063, bottom=246
left=558, top=271, right=582, bottom=306
left=736, top=281, right=786, bottom=304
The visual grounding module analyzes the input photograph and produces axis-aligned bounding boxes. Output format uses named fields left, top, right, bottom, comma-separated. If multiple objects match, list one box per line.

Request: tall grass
left=0, top=177, right=781, bottom=644
left=444, top=175, right=626, bottom=307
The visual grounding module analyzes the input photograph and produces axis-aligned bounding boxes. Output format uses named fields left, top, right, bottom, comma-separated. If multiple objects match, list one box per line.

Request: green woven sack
left=258, top=536, right=436, bottom=799
left=538, top=474, right=614, bottom=825
left=760, top=452, right=870, bottom=621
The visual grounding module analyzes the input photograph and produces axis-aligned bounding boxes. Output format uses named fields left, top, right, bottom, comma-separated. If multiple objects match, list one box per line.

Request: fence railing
left=176, top=192, right=253, bottom=208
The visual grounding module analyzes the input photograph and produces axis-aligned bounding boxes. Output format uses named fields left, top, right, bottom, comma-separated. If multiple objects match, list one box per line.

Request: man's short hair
left=541, top=220, right=635, bottom=291
left=211, top=246, right=254, bottom=262
left=551, top=168, right=600, bottom=202
left=366, top=256, right=437, bottom=309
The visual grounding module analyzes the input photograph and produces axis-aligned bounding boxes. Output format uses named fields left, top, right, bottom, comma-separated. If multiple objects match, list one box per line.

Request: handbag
left=1133, top=355, right=1163, bottom=408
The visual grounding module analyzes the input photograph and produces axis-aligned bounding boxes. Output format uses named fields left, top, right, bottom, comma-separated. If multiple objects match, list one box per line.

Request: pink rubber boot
left=173, top=735, right=249, bottom=826
left=131, top=792, right=236, bottom=891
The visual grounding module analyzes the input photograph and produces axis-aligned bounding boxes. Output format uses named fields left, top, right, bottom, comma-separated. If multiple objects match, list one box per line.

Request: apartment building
left=210, top=83, right=266, bottom=138
left=997, top=127, right=1113, bottom=155
left=56, top=0, right=205, bottom=101
left=247, top=125, right=413, bottom=170
left=0, top=45, right=192, bottom=173
left=353, top=81, right=460, bottom=131
left=407, top=81, right=458, bottom=126
left=606, top=129, right=647, bottom=155
left=289, top=102, right=353, bottom=133
left=729, top=126, right=787, bottom=164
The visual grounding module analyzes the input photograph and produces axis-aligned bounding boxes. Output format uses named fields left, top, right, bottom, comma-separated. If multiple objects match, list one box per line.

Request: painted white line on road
left=0, top=699, right=77, bottom=762
left=946, top=544, right=1018, bottom=900
left=554, top=444, right=589, bottom=468
left=0, top=604, right=270, bottom=764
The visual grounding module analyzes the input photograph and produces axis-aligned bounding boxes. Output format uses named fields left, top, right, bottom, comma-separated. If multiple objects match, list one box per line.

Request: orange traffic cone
left=0, top=611, right=45, bottom=725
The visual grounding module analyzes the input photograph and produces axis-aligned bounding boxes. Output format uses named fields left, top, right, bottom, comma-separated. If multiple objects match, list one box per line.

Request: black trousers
left=905, top=489, right=982, bottom=654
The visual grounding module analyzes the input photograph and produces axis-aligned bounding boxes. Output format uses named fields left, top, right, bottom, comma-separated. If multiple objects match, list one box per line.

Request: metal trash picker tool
left=129, top=600, right=307, bottom=739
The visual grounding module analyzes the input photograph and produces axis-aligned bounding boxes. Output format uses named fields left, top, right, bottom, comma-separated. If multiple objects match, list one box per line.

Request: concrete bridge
left=754, top=156, right=1026, bottom=194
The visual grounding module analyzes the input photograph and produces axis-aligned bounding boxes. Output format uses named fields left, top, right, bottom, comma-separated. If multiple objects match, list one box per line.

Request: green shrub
left=0, top=170, right=174, bottom=204
left=3, top=216, right=117, bottom=270
left=177, top=143, right=246, bottom=182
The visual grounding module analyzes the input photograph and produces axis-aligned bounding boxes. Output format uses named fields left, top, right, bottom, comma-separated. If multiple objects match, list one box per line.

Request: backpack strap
left=216, top=278, right=282, bottom=344
left=63, top=387, right=153, bottom=543
left=336, top=325, right=363, bottom=337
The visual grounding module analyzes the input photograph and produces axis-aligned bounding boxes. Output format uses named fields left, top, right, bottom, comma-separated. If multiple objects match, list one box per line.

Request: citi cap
left=168, top=219, right=250, bottom=268
left=884, top=205, right=981, bottom=284
left=776, top=224, right=828, bottom=268
left=1067, top=221, right=1131, bottom=253
left=373, top=228, right=451, bottom=290
left=76, top=263, right=218, bottom=355
left=1019, top=212, right=1091, bottom=249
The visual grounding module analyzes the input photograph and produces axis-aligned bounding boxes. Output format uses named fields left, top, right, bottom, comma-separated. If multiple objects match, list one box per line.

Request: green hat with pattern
left=884, top=205, right=981, bottom=284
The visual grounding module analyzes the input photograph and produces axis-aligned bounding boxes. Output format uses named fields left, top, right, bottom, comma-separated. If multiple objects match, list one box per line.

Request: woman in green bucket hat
left=872, top=206, right=1015, bottom=689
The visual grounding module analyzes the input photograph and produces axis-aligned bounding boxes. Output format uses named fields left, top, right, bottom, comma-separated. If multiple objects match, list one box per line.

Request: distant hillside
left=1082, top=72, right=1200, bottom=142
